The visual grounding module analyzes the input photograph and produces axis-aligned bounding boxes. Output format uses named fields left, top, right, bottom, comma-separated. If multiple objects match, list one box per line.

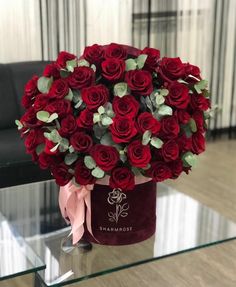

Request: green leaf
left=60, top=70, right=70, bottom=78
left=36, top=144, right=45, bottom=155
left=64, top=153, right=78, bottom=165
left=136, top=54, right=148, bottom=69
left=101, top=115, right=113, bottom=126
left=120, top=153, right=127, bottom=163
left=150, top=90, right=158, bottom=103
left=182, top=151, right=197, bottom=167
left=114, top=82, right=128, bottom=97
left=182, top=124, right=192, bottom=138
left=50, top=129, right=62, bottom=143
left=15, top=120, right=23, bottom=130
left=84, top=155, right=96, bottom=169
left=92, top=166, right=105, bottom=178
left=78, top=59, right=90, bottom=67
left=142, top=130, right=152, bottom=145
left=177, top=79, right=188, bottom=85
left=150, top=137, right=163, bottom=149
left=155, top=94, right=165, bottom=106
left=64, top=89, right=73, bottom=101
left=91, top=64, right=96, bottom=72
left=158, top=105, right=173, bottom=116
left=125, top=58, right=137, bottom=71
left=93, top=125, right=106, bottom=139
left=93, top=113, right=101, bottom=124
left=189, top=118, right=197, bottom=133
left=36, top=111, right=50, bottom=122
left=132, top=167, right=142, bottom=176
left=50, top=142, right=60, bottom=153
left=66, top=59, right=77, bottom=72
left=194, top=80, right=208, bottom=94
left=59, top=138, right=69, bottom=149
left=37, top=76, right=53, bottom=93
left=69, top=145, right=75, bottom=153
left=47, top=113, right=58, bottom=123
left=159, top=89, right=169, bottom=96
left=101, top=133, right=114, bottom=146
left=98, top=106, right=105, bottom=114
left=145, top=96, right=153, bottom=112
left=152, top=110, right=161, bottom=121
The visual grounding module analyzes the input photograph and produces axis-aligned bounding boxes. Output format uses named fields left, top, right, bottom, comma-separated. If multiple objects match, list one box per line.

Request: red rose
left=141, top=47, right=160, bottom=72
left=24, top=76, right=39, bottom=98
left=127, top=140, right=151, bottom=168
left=112, top=95, right=139, bottom=118
left=162, top=140, right=179, bottom=162
left=43, top=62, right=60, bottom=79
left=56, top=51, right=76, bottom=68
left=81, top=84, right=109, bottom=111
left=83, top=44, right=104, bottom=65
left=158, top=57, right=184, bottom=82
left=169, top=159, right=183, bottom=178
left=193, top=111, right=205, bottom=132
left=34, top=94, right=50, bottom=111
left=68, top=66, right=95, bottom=90
left=51, top=163, right=72, bottom=186
left=110, top=117, right=137, bottom=143
left=21, top=95, right=34, bottom=109
left=20, top=107, right=39, bottom=128
left=38, top=152, right=61, bottom=169
left=49, top=79, right=69, bottom=99
left=70, top=131, right=93, bottom=152
left=175, top=110, right=191, bottom=124
left=191, top=94, right=210, bottom=111
left=147, top=161, right=172, bottom=182
left=90, top=144, right=119, bottom=171
left=177, top=134, right=192, bottom=152
left=74, top=160, right=96, bottom=185
left=125, top=70, right=153, bottom=96
left=59, top=115, right=77, bottom=137
left=160, top=116, right=180, bottom=139
left=109, top=167, right=135, bottom=191
left=185, top=63, right=201, bottom=80
left=191, top=132, right=205, bottom=154
left=137, top=112, right=161, bottom=135
left=44, top=139, right=59, bottom=155
left=24, top=129, right=44, bottom=153
left=46, top=99, right=72, bottom=117
left=166, top=82, right=190, bottom=109
left=76, top=109, right=94, bottom=129
left=104, top=43, right=127, bottom=59
left=101, top=58, right=125, bottom=81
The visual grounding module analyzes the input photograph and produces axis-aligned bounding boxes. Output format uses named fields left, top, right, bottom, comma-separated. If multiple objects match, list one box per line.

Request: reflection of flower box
left=83, top=180, right=156, bottom=245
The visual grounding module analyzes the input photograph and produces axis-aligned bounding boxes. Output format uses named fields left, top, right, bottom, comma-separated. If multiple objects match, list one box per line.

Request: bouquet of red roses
left=16, top=43, right=211, bottom=191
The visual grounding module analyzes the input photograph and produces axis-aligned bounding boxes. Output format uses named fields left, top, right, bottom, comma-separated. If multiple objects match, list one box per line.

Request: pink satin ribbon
left=59, top=176, right=151, bottom=245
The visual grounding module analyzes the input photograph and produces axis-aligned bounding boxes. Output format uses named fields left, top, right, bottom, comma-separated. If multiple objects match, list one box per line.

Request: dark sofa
left=0, top=61, right=52, bottom=188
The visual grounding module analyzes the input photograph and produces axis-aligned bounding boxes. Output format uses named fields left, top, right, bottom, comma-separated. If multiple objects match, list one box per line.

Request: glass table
left=0, top=180, right=236, bottom=286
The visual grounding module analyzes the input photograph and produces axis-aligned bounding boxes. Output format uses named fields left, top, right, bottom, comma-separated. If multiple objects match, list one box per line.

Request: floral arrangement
left=16, top=43, right=211, bottom=191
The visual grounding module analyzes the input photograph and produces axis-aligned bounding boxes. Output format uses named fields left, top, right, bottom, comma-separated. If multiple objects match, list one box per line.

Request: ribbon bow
left=59, top=181, right=94, bottom=245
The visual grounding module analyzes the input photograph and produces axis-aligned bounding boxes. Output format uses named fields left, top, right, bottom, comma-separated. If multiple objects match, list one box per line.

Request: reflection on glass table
left=0, top=213, right=45, bottom=281
left=0, top=181, right=236, bottom=286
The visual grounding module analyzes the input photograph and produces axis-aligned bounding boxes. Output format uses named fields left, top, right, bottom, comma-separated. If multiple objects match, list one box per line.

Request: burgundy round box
left=84, top=181, right=157, bottom=245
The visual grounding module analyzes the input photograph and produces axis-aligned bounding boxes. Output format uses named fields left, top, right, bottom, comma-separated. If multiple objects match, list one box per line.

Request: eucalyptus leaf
left=98, top=106, right=105, bottom=114
left=155, top=94, right=165, bottom=106
left=36, top=111, right=50, bottom=122
left=50, top=129, right=62, bottom=143
left=37, top=76, right=53, bottom=93
left=64, top=89, right=73, bottom=101
left=182, top=124, right=192, bottom=138
left=114, top=82, right=128, bottom=97
left=60, top=70, right=70, bottom=78
left=194, top=79, right=208, bottom=94
left=47, top=113, right=58, bottom=123
left=189, top=118, right=197, bottom=133
left=142, top=130, right=152, bottom=145
left=145, top=96, right=153, bottom=112
left=158, top=105, right=173, bottom=116
left=101, top=115, right=113, bottom=126
left=66, top=59, right=77, bottom=72
left=92, top=166, right=105, bottom=178
left=64, top=153, right=78, bottom=165
left=120, top=153, right=127, bottom=163
left=152, top=110, right=161, bottom=121
left=125, top=58, right=137, bottom=71
left=101, top=133, right=114, bottom=146
left=15, top=120, right=23, bottom=130
left=159, top=89, right=169, bottom=96
left=93, top=125, right=106, bottom=139
left=182, top=151, right=197, bottom=167
left=91, top=64, right=96, bottom=72
left=50, top=142, right=60, bottom=153
left=132, top=167, right=142, bottom=176
left=36, top=144, right=45, bottom=155
left=59, top=138, right=69, bottom=151
left=93, top=113, right=101, bottom=124
left=136, top=54, right=148, bottom=69
left=84, top=155, right=96, bottom=169
left=69, top=145, right=75, bottom=153
left=150, top=137, right=163, bottom=149
left=78, top=59, right=90, bottom=67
